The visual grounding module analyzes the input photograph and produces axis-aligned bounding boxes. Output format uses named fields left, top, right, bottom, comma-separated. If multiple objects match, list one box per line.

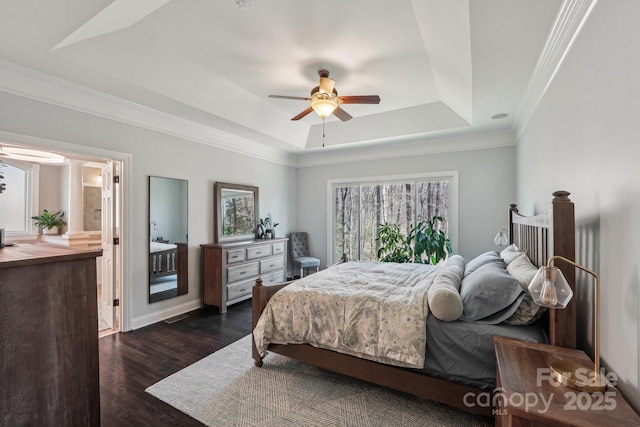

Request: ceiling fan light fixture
left=311, top=95, right=337, bottom=119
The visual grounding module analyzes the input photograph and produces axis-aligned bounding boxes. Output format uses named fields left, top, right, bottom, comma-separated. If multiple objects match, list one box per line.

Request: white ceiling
left=0, top=0, right=566, bottom=155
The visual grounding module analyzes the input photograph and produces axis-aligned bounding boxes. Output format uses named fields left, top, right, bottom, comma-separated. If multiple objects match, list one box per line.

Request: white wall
left=296, top=144, right=516, bottom=266
left=0, top=91, right=297, bottom=329
left=515, top=0, right=640, bottom=410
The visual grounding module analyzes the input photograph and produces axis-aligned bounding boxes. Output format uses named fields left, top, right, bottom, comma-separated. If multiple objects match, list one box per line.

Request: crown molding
left=0, top=59, right=297, bottom=167
left=295, top=129, right=515, bottom=168
left=513, top=0, right=599, bottom=138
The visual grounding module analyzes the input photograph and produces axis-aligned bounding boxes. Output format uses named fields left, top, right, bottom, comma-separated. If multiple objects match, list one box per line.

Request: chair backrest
left=290, top=232, right=311, bottom=258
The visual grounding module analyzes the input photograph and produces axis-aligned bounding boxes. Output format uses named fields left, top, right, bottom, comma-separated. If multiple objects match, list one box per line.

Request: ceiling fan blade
left=333, top=106, right=353, bottom=122
left=269, top=95, right=311, bottom=101
left=291, top=106, right=314, bottom=121
left=339, top=95, right=381, bottom=104
left=319, top=77, right=335, bottom=95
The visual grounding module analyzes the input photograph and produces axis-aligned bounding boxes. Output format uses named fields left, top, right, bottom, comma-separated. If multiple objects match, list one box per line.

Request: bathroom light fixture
left=0, top=145, right=65, bottom=164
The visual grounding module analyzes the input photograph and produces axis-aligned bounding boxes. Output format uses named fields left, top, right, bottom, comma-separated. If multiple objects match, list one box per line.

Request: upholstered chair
left=289, top=232, right=320, bottom=278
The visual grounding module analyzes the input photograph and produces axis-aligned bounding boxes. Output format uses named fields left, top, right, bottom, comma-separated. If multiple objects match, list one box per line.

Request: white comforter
left=253, top=261, right=439, bottom=368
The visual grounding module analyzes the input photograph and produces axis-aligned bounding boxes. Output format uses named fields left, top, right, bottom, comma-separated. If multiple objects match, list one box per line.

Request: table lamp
left=528, top=255, right=606, bottom=393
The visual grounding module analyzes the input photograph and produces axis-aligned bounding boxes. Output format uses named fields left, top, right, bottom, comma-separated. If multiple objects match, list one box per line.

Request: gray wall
left=295, top=145, right=516, bottom=265
left=515, top=0, right=640, bottom=411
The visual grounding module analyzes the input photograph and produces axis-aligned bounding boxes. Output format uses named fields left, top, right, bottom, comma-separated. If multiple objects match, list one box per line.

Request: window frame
left=327, top=171, right=458, bottom=264
left=0, top=158, right=40, bottom=239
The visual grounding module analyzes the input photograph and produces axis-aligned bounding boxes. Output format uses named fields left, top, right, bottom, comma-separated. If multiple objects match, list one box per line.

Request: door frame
left=0, top=130, right=133, bottom=331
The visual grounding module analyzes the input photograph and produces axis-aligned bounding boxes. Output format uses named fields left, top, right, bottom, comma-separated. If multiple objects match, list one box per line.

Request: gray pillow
left=459, top=261, right=525, bottom=323
left=463, top=251, right=503, bottom=277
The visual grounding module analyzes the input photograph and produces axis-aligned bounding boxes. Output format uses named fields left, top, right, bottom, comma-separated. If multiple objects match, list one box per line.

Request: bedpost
left=252, top=278, right=265, bottom=367
left=549, top=191, right=576, bottom=348
left=508, top=203, right=518, bottom=245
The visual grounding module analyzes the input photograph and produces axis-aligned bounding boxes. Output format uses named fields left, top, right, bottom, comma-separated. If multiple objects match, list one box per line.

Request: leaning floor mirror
left=148, top=176, right=188, bottom=303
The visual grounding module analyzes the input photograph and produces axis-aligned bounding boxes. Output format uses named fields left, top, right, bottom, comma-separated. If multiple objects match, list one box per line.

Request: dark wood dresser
left=0, top=242, right=102, bottom=426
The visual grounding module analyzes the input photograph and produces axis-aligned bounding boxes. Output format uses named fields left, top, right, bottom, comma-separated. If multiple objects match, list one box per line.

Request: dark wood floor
left=98, top=300, right=252, bottom=426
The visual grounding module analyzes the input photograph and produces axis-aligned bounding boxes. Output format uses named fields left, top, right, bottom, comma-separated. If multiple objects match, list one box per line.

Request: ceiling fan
left=269, top=70, right=381, bottom=122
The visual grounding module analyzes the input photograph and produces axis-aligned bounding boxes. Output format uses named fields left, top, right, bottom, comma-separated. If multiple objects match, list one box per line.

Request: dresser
left=0, top=242, right=102, bottom=426
left=201, top=238, right=288, bottom=313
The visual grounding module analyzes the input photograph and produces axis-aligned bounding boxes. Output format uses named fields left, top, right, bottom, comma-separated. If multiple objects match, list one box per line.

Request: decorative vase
left=256, top=224, right=265, bottom=239
left=43, top=227, right=59, bottom=235
left=267, top=229, right=275, bottom=238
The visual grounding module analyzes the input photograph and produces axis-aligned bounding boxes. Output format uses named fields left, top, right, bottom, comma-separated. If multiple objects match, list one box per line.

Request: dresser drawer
left=272, top=242, right=285, bottom=256
left=246, top=245, right=272, bottom=260
left=227, top=262, right=259, bottom=283
left=260, top=255, right=284, bottom=274
left=227, top=279, right=254, bottom=301
left=262, top=270, right=285, bottom=285
left=227, top=248, right=245, bottom=264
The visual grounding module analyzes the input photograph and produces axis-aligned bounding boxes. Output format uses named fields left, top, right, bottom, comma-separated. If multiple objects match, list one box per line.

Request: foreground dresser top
left=0, top=241, right=102, bottom=269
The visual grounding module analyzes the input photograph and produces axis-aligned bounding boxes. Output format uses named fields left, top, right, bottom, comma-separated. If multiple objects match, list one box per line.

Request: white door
left=100, top=161, right=118, bottom=330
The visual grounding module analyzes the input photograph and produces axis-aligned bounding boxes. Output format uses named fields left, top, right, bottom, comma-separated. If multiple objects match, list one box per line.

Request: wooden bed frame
left=251, top=191, right=576, bottom=417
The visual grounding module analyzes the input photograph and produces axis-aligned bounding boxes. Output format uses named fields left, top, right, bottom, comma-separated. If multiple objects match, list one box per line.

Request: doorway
left=0, top=132, right=129, bottom=334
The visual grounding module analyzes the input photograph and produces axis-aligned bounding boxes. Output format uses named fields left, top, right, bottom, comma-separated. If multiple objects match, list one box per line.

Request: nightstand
left=493, top=335, right=640, bottom=426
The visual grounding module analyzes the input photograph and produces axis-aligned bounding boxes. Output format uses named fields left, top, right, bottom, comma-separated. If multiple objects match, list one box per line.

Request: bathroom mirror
left=214, top=182, right=259, bottom=242
left=148, top=176, right=188, bottom=303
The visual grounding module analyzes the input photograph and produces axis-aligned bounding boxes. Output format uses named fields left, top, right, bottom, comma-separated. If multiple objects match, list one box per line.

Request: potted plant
left=376, top=216, right=451, bottom=265
left=260, top=213, right=279, bottom=238
left=32, top=209, right=67, bottom=235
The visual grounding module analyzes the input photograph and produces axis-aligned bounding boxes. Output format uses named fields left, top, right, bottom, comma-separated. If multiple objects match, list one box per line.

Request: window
left=330, top=172, right=457, bottom=263
left=0, top=159, right=39, bottom=237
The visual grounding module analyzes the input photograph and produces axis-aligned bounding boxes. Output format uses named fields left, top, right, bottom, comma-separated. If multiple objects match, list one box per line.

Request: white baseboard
left=130, top=299, right=202, bottom=330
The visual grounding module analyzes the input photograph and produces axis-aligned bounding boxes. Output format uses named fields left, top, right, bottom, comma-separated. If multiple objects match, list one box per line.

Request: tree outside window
left=332, top=176, right=452, bottom=262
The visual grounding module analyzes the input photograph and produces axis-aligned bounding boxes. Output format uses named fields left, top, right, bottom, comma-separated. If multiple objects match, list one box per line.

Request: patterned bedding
left=253, top=261, right=439, bottom=368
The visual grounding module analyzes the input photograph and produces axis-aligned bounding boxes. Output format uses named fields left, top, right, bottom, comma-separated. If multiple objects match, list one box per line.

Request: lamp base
left=550, top=361, right=607, bottom=393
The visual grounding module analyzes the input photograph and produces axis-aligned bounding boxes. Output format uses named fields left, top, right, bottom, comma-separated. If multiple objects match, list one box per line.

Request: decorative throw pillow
left=500, top=244, right=523, bottom=265
left=428, top=255, right=465, bottom=321
left=504, top=252, right=548, bottom=325
left=459, top=261, right=525, bottom=324
left=463, top=251, right=503, bottom=277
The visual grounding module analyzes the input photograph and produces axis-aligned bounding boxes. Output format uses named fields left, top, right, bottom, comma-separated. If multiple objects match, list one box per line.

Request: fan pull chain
left=322, top=118, right=326, bottom=147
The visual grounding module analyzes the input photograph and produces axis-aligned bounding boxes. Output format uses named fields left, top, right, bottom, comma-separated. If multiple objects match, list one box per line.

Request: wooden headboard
left=509, top=190, right=576, bottom=349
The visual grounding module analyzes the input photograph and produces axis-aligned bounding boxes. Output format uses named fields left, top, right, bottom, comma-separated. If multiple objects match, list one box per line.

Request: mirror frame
left=148, top=176, right=189, bottom=303
left=214, top=182, right=259, bottom=243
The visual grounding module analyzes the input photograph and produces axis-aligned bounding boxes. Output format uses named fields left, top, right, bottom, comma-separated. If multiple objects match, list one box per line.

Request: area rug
left=146, top=335, right=492, bottom=426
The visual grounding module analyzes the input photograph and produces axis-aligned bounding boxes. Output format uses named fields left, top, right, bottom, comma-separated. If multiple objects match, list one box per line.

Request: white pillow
left=504, top=252, right=547, bottom=325
left=428, top=255, right=464, bottom=321
left=500, top=244, right=522, bottom=265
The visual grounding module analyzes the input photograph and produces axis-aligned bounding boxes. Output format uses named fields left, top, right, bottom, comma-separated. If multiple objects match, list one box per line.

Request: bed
left=149, top=241, right=178, bottom=279
left=251, top=191, right=576, bottom=417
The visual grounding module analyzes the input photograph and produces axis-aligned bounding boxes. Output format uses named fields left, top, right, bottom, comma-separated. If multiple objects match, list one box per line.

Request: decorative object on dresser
left=528, top=255, right=606, bottom=393
left=201, top=238, right=287, bottom=313
left=259, top=213, right=279, bottom=238
left=31, top=208, right=67, bottom=235
left=494, top=336, right=640, bottom=426
left=252, top=191, right=577, bottom=417
left=0, top=242, right=102, bottom=426
left=214, top=182, right=259, bottom=243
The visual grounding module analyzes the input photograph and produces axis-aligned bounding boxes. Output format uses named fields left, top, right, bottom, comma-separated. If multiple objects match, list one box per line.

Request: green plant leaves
left=377, top=216, right=451, bottom=265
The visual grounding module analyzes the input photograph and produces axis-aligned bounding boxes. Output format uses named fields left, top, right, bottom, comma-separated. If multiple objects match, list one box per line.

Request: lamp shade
left=494, top=229, right=509, bottom=246
left=528, top=266, right=573, bottom=309
left=311, top=98, right=337, bottom=118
